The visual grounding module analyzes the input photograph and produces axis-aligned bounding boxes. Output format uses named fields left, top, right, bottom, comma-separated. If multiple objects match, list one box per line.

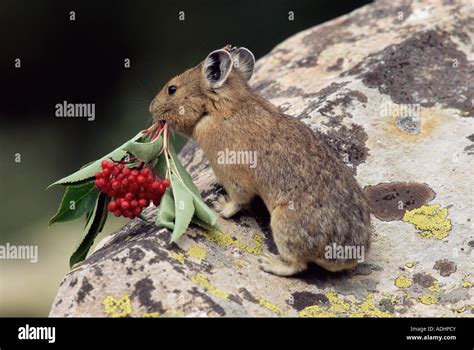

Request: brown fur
left=150, top=48, right=372, bottom=276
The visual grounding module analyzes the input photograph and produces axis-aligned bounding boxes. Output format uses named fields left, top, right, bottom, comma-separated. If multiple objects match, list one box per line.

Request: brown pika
left=150, top=46, right=372, bottom=276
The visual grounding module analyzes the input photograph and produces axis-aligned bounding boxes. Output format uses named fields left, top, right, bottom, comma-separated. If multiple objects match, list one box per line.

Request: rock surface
left=50, top=0, right=474, bottom=317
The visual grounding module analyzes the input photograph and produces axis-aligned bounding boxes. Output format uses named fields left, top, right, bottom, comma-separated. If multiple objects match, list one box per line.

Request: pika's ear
left=230, top=47, right=255, bottom=81
left=202, top=49, right=233, bottom=89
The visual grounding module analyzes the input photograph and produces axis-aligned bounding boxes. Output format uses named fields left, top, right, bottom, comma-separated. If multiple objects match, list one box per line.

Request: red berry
left=104, top=185, right=113, bottom=194
left=162, top=179, right=171, bottom=188
left=103, top=168, right=110, bottom=176
left=121, top=179, right=129, bottom=187
left=113, top=209, right=122, bottom=217
left=130, top=200, right=138, bottom=208
left=138, top=199, right=148, bottom=208
left=111, top=167, right=119, bottom=176
left=121, top=201, right=130, bottom=210
left=130, top=182, right=139, bottom=192
left=122, top=167, right=131, bottom=175
left=140, top=168, right=150, bottom=176
left=117, top=163, right=125, bottom=171
left=151, top=181, right=161, bottom=192
left=125, top=192, right=133, bottom=201
left=131, top=170, right=139, bottom=177
left=101, top=160, right=109, bottom=169
left=133, top=207, right=142, bottom=216
left=95, top=172, right=103, bottom=179
left=112, top=181, right=121, bottom=191
left=108, top=201, right=118, bottom=212
left=137, top=175, right=145, bottom=184
left=116, top=174, right=124, bottom=181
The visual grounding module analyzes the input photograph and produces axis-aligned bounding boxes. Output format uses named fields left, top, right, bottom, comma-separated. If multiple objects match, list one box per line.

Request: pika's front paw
left=214, top=195, right=241, bottom=219
left=259, top=253, right=306, bottom=277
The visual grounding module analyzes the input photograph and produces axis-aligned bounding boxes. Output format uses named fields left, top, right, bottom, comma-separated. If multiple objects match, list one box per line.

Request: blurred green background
left=0, top=0, right=370, bottom=316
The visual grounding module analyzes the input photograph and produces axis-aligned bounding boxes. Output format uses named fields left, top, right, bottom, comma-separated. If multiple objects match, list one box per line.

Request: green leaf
left=170, top=173, right=195, bottom=242
left=164, top=141, right=217, bottom=229
left=170, top=131, right=188, bottom=153
left=122, top=133, right=163, bottom=163
left=190, top=192, right=217, bottom=227
left=155, top=186, right=175, bottom=230
left=168, top=143, right=200, bottom=196
left=153, top=152, right=167, bottom=179
left=191, top=217, right=219, bottom=231
left=48, top=182, right=100, bottom=226
left=48, top=131, right=144, bottom=188
left=69, top=193, right=110, bottom=268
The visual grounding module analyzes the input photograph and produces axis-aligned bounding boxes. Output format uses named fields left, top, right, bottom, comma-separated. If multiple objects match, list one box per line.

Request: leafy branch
left=48, top=123, right=218, bottom=267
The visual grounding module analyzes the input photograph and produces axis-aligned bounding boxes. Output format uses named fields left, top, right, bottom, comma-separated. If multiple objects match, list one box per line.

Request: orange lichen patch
left=385, top=106, right=448, bottom=142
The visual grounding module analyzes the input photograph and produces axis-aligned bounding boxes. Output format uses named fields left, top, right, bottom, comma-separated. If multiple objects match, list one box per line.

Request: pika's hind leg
left=215, top=195, right=241, bottom=218
left=314, top=258, right=358, bottom=272
left=214, top=184, right=254, bottom=219
left=259, top=253, right=306, bottom=276
left=259, top=205, right=307, bottom=276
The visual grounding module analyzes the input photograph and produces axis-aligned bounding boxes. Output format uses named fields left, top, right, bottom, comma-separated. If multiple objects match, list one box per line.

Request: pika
left=150, top=46, right=372, bottom=276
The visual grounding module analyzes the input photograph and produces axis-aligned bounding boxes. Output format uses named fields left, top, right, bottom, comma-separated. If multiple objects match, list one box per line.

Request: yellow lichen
left=299, top=293, right=392, bottom=318
left=298, top=292, right=350, bottom=317
left=142, top=312, right=160, bottom=318
left=461, top=281, right=472, bottom=288
left=326, top=292, right=351, bottom=313
left=402, top=204, right=452, bottom=240
left=428, top=281, right=441, bottom=292
left=349, top=293, right=393, bottom=318
left=395, top=275, right=412, bottom=289
left=299, top=305, right=337, bottom=318
left=418, top=294, right=439, bottom=305
left=235, top=233, right=264, bottom=254
left=233, top=259, right=250, bottom=268
left=203, top=230, right=264, bottom=255
left=405, top=261, right=415, bottom=268
left=191, top=273, right=229, bottom=299
left=258, top=299, right=283, bottom=314
left=188, top=245, right=207, bottom=261
left=103, top=295, right=132, bottom=318
left=171, top=251, right=186, bottom=264
left=203, top=230, right=234, bottom=247
left=452, top=305, right=473, bottom=314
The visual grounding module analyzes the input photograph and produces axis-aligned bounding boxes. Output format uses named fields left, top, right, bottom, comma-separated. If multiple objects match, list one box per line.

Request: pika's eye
left=168, top=85, right=177, bottom=96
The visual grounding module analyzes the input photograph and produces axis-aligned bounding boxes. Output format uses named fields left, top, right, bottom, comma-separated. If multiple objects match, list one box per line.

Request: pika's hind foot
left=259, top=253, right=306, bottom=277
left=214, top=195, right=241, bottom=218
left=314, top=258, right=358, bottom=272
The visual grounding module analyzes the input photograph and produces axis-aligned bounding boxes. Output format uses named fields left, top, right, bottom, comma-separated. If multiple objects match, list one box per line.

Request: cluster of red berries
left=95, top=160, right=170, bottom=219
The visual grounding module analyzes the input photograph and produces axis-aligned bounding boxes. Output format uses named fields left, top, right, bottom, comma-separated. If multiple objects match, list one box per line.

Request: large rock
left=50, top=0, right=474, bottom=317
